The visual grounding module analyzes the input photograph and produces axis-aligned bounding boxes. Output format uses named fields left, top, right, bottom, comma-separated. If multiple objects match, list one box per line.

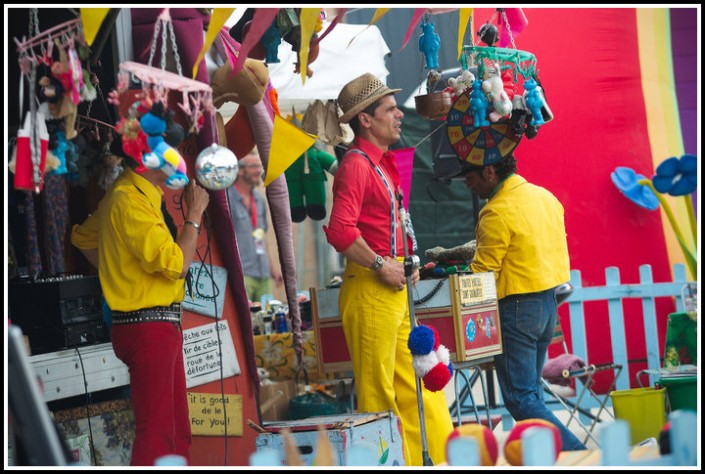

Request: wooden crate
left=311, top=273, right=502, bottom=376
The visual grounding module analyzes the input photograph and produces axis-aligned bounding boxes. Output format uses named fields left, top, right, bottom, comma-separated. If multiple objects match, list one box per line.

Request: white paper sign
left=183, top=320, right=240, bottom=388
left=182, top=262, right=228, bottom=319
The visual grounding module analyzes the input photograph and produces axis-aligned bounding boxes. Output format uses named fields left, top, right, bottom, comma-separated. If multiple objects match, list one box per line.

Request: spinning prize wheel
left=446, top=91, right=521, bottom=166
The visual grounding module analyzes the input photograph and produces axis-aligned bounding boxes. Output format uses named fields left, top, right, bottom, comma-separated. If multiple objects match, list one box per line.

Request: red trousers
left=112, top=322, right=191, bottom=466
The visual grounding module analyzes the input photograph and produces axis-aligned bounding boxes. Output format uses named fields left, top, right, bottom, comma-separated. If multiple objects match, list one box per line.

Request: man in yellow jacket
left=455, top=152, right=587, bottom=451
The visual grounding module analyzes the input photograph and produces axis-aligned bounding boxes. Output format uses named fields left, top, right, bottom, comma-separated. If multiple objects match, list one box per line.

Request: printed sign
left=183, top=320, right=240, bottom=388
left=458, top=272, right=497, bottom=306
left=187, top=392, right=243, bottom=436
left=182, top=262, right=228, bottom=318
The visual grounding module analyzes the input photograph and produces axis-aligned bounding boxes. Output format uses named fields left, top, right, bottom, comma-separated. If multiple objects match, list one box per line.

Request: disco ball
left=195, top=144, right=238, bottom=190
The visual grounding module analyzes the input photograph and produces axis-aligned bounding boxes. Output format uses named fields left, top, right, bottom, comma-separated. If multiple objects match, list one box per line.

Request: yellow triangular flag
left=298, top=8, right=321, bottom=85
left=347, top=8, right=390, bottom=48
left=457, top=8, right=474, bottom=59
left=192, top=8, right=236, bottom=79
left=265, top=115, right=315, bottom=187
left=80, top=8, right=111, bottom=46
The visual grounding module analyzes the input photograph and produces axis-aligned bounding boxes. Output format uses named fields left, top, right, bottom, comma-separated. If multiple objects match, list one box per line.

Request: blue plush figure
left=523, top=78, right=546, bottom=127
left=419, top=20, right=440, bottom=70
left=261, top=20, right=282, bottom=64
left=470, top=80, right=490, bottom=127
left=139, top=103, right=189, bottom=190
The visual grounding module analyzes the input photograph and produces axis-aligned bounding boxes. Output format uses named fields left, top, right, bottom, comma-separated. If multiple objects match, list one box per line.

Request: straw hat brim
left=339, top=86, right=402, bottom=124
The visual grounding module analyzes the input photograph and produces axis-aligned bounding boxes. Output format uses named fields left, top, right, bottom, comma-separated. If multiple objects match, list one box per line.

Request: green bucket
left=661, top=376, right=697, bottom=413
left=610, top=387, right=667, bottom=445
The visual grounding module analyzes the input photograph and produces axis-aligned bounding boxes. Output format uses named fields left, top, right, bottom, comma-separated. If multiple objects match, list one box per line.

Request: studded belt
left=112, top=303, right=182, bottom=326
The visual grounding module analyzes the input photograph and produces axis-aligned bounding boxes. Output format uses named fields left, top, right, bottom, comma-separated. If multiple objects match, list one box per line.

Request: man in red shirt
left=324, top=73, right=453, bottom=466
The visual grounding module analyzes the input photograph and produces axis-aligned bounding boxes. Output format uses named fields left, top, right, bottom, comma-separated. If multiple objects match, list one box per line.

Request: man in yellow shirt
left=456, top=152, right=587, bottom=451
left=72, top=156, right=209, bottom=465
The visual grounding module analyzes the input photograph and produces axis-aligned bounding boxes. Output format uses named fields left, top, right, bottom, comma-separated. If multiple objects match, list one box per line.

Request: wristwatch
left=370, top=255, right=384, bottom=272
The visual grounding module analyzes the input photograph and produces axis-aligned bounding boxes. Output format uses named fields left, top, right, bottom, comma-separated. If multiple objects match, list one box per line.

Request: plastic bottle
left=262, top=311, right=273, bottom=335
left=274, top=307, right=288, bottom=333
left=250, top=303, right=262, bottom=335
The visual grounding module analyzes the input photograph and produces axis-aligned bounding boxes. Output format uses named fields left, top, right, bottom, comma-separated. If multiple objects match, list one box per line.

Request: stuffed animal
left=407, top=324, right=453, bottom=392
left=447, top=69, right=475, bottom=99
left=211, top=58, right=269, bottom=109
left=284, top=143, right=338, bottom=222
left=140, top=103, right=189, bottom=190
left=482, top=76, right=513, bottom=122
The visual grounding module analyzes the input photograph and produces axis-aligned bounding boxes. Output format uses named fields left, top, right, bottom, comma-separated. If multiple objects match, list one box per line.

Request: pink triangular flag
left=231, top=8, right=279, bottom=77
left=394, top=147, right=416, bottom=209
left=400, top=9, right=427, bottom=51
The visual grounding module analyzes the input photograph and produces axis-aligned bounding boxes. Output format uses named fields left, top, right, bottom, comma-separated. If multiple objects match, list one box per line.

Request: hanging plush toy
left=284, top=142, right=338, bottom=222
left=139, top=103, right=189, bottom=190
left=407, top=324, right=453, bottom=392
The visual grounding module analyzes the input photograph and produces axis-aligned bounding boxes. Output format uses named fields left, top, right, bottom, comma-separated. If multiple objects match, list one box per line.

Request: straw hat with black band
left=337, top=73, right=401, bottom=124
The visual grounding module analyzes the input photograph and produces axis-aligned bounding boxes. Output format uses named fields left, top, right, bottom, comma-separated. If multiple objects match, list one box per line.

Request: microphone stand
left=397, top=191, right=433, bottom=466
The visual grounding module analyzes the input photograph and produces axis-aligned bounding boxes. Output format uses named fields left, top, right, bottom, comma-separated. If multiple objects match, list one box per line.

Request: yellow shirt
left=71, top=168, right=185, bottom=311
left=470, top=174, right=570, bottom=299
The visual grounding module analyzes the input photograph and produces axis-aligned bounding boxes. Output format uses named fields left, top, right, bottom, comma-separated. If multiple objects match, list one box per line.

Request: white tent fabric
left=268, top=22, right=393, bottom=112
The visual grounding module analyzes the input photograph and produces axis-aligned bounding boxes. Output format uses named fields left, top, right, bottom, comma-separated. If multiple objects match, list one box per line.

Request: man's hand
left=184, top=180, right=209, bottom=221
left=378, top=257, right=408, bottom=291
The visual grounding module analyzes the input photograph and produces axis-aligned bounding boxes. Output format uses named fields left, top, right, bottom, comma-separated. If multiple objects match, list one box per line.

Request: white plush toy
left=482, top=63, right=513, bottom=122
left=447, top=69, right=475, bottom=98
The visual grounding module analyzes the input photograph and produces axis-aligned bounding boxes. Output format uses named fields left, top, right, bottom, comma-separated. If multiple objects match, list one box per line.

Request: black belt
left=112, top=303, right=182, bottom=326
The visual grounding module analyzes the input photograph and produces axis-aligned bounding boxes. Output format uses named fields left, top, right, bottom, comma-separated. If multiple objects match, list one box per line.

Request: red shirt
left=324, top=138, right=410, bottom=257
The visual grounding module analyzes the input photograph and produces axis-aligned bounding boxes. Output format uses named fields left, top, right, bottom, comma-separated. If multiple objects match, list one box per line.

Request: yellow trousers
left=339, top=260, right=453, bottom=466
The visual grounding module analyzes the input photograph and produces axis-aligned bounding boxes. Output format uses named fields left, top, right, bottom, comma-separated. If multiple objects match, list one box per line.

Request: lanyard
left=249, top=193, right=258, bottom=229
left=347, top=148, right=398, bottom=257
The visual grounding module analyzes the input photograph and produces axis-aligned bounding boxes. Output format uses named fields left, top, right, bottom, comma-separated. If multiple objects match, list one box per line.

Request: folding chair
left=541, top=283, right=624, bottom=447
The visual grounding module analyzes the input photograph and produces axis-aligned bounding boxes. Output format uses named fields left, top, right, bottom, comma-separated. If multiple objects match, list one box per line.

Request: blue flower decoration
left=652, top=154, right=698, bottom=196
left=610, top=166, right=659, bottom=210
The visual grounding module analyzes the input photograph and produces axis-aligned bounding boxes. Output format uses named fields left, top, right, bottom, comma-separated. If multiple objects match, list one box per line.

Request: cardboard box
left=260, top=380, right=297, bottom=422
left=255, top=411, right=405, bottom=466
left=311, top=273, right=502, bottom=375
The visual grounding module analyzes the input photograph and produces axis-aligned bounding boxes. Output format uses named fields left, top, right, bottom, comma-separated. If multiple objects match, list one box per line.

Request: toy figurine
left=419, top=20, right=441, bottom=70
left=523, top=77, right=545, bottom=126
left=470, top=80, right=490, bottom=127
left=261, top=20, right=282, bottom=64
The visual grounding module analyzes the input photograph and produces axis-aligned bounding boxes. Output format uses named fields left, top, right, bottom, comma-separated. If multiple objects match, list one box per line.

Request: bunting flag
left=347, top=8, right=389, bottom=47
left=298, top=8, right=321, bottom=85
left=265, top=115, right=315, bottom=187
left=192, top=7, right=235, bottom=79
left=231, top=8, right=279, bottom=77
left=317, top=8, right=346, bottom=43
left=498, top=8, right=528, bottom=47
left=400, top=8, right=427, bottom=51
left=394, top=147, right=416, bottom=210
left=457, top=8, right=474, bottom=59
left=80, top=8, right=111, bottom=46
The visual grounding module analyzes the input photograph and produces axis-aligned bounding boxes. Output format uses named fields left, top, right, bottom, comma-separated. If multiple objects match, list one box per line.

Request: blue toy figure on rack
left=419, top=19, right=440, bottom=70
left=470, top=80, right=490, bottom=127
left=261, top=20, right=282, bottom=64
left=523, top=78, right=545, bottom=126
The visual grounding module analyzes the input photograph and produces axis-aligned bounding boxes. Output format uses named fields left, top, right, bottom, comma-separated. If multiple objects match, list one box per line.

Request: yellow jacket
left=71, top=168, right=185, bottom=311
left=470, top=174, right=570, bottom=299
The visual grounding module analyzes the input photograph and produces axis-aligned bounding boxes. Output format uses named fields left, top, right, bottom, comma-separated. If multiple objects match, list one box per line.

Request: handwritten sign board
left=183, top=320, right=240, bottom=388
left=458, top=272, right=497, bottom=306
left=182, top=262, right=228, bottom=318
left=187, top=392, right=243, bottom=436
